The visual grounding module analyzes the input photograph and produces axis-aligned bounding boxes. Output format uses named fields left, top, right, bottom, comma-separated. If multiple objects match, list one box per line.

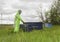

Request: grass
left=0, top=25, right=60, bottom=42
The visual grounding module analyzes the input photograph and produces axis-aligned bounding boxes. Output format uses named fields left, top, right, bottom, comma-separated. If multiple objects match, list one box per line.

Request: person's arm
left=20, top=19, right=24, bottom=24
left=20, top=16, right=24, bottom=24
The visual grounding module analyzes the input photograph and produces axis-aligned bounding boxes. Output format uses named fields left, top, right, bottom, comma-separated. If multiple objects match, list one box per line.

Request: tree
left=36, top=4, right=44, bottom=23
left=49, top=0, right=60, bottom=25
left=45, top=11, right=51, bottom=23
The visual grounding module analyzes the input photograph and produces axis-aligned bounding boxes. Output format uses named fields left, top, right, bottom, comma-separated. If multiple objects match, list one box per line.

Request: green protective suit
left=14, top=12, right=22, bottom=32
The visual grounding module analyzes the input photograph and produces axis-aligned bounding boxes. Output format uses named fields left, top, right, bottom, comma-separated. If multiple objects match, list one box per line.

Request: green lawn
left=0, top=25, right=60, bottom=42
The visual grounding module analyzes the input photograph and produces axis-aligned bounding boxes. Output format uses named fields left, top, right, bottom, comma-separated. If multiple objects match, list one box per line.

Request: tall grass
left=0, top=25, right=60, bottom=42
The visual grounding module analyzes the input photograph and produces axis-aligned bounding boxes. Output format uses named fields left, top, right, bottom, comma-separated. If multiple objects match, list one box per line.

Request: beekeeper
left=14, top=10, right=24, bottom=32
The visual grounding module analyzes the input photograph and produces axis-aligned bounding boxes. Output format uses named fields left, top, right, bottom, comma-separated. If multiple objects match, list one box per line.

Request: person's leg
left=14, top=24, right=19, bottom=32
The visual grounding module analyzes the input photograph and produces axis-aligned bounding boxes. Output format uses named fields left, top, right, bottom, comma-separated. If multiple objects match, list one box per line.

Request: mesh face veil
left=18, top=10, right=22, bottom=14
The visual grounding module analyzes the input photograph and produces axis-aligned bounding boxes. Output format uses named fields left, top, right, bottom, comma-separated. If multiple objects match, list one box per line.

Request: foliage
left=46, top=0, right=60, bottom=25
left=45, top=11, right=51, bottom=23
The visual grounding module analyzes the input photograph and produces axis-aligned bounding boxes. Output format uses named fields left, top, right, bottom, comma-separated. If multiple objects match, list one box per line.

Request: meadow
left=0, top=25, right=60, bottom=42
